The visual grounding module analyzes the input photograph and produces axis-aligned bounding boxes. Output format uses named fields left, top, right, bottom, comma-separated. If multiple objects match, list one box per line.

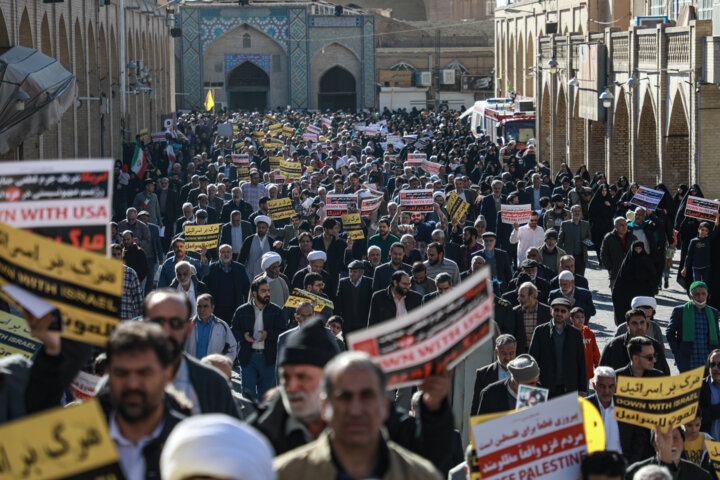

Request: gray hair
left=632, top=465, right=672, bottom=480
left=491, top=179, right=503, bottom=187
left=518, top=281, right=538, bottom=297
left=634, top=206, right=647, bottom=215
left=613, top=216, right=626, bottom=226
left=367, top=245, right=381, bottom=255
left=174, top=260, right=193, bottom=274
left=474, top=216, right=487, bottom=228
left=431, top=229, right=445, bottom=239
left=400, top=234, right=415, bottom=244
left=495, top=334, right=517, bottom=348
left=201, top=353, right=232, bottom=371
left=592, top=366, right=616, bottom=384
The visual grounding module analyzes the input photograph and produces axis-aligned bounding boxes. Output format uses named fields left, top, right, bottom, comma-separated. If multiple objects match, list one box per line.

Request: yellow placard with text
left=0, top=310, right=42, bottom=359
left=267, top=198, right=296, bottom=221
left=0, top=222, right=122, bottom=347
left=183, top=224, right=221, bottom=251
left=446, top=192, right=470, bottom=223
left=269, top=156, right=283, bottom=170
left=279, top=160, right=302, bottom=180
left=284, top=288, right=334, bottom=312
left=341, top=213, right=365, bottom=240
left=614, top=366, right=704, bottom=432
left=706, top=439, right=720, bottom=479
left=0, top=400, right=121, bottom=480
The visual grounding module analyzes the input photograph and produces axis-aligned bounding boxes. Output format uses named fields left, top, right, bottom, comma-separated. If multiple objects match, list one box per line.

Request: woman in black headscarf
left=588, top=184, right=615, bottom=262
left=611, top=241, right=658, bottom=325
left=675, top=184, right=705, bottom=289
left=575, top=164, right=591, bottom=184
left=616, top=182, right=639, bottom=218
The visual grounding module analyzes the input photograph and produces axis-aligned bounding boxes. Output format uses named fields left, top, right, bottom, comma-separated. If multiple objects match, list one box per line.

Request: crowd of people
left=5, top=105, right=720, bottom=480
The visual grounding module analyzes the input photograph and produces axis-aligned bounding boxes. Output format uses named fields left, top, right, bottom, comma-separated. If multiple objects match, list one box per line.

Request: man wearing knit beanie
left=248, top=321, right=456, bottom=475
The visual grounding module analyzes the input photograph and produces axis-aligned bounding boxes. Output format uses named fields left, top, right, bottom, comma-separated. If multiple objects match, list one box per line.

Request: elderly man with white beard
left=548, top=270, right=596, bottom=323
left=247, top=317, right=458, bottom=475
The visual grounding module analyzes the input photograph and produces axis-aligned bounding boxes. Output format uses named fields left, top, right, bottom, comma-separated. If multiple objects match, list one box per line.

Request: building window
left=698, top=0, right=712, bottom=19
left=671, top=0, right=691, bottom=18
left=486, top=0, right=495, bottom=16
left=243, top=33, right=251, bottom=49
left=390, top=62, right=415, bottom=71
left=648, top=0, right=665, bottom=16
left=272, top=54, right=281, bottom=72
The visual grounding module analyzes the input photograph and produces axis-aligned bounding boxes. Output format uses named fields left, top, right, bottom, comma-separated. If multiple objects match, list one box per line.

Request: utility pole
left=434, top=28, right=440, bottom=111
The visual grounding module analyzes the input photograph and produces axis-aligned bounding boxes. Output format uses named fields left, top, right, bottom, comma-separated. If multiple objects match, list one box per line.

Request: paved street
left=584, top=250, right=684, bottom=375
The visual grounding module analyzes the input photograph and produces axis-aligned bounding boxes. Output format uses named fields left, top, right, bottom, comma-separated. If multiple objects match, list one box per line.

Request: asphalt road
left=584, top=250, right=683, bottom=375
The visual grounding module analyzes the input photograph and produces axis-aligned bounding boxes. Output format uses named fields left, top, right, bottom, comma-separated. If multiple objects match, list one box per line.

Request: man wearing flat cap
left=478, top=231, right=513, bottom=290
left=249, top=319, right=457, bottom=474
left=239, top=215, right=273, bottom=281
left=476, top=354, right=541, bottom=415
left=529, top=297, right=587, bottom=398
left=334, top=260, right=373, bottom=335
left=668, top=281, right=720, bottom=372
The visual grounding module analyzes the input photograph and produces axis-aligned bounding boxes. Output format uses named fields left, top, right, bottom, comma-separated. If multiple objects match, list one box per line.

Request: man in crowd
left=158, top=238, right=209, bottom=288
left=529, top=297, right=586, bottom=397
left=479, top=179, right=506, bottom=233
left=203, top=243, right=250, bottom=322
left=625, top=426, right=712, bottom=479
left=335, top=260, right=373, bottom=335
left=549, top=270, right=596, bottom=321
left=459, top=226, right=483, bottom=272
left=369, top=270, right=422, bottom=326
left=122, top=229, right=148, bottom=285
left=241, top=169, right=267, bottom=211
left=257, top=252, right=290, bottom=307
left=476, top=354, right=540, bottom=414
left=220, top=210, right=252, bottom=259
left=479, top=231, right=513, bottom=289
left=616, top=336, right=664, bottom=379
left=170, top=261, right=209, bottom=317
left=510, top=211, right=545, bottom=264
left=558, top=204, right=591, bottom=276
left=600, top=309, right=670, bottom=375
left=185, top=294, right=237, bottom=362
left=232, top=277, right=284, bottom=401
left=221, top=186, right=253, bottom=223
left=424, top=242, right=461, bottom=286
left=601, top=216, right=637, bottom=289
left=373, top=242, right=412, bottom=292
left=470, top=334, right=517, bottom=414
left=368, top=217, right=400, bottom=263
left=238, top=215, right=273, bottom=281
left=119, top=207, right=152, bottom=255
left=513, top=282, right=552, bottom=353
left=112, top=243, right=144, bottom=320
left=667, top=281, right=720, bottom=372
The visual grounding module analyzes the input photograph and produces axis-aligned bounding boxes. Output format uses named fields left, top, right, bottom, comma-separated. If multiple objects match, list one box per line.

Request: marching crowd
left=5, top=106, right=720, bottom=480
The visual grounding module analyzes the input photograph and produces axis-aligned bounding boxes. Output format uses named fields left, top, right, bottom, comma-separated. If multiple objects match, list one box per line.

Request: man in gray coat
left=558, top=204, right=592, bottom=276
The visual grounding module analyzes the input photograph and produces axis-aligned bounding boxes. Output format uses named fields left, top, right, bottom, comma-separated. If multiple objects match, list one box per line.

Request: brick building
left=494, top=0, right=720, bottom=197
left=175, top=1, right=375, bottom=112
left=0, top=0, right=175, bottom=161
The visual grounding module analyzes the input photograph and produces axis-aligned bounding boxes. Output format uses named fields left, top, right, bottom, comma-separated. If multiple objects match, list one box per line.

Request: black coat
left=231, top=302, right=285, bottom=367
left=588, top=188, right=616, bottom=251
left=368, top=285, right=423, bottom=326
left=334, top=276, right=373, bottom=334
left=481, top=248, right=513, bottom=289
left=290, top=268, right=335, bottom=301
left=282, top=246, right=309, bottom=280
left=219, top=221, right=253, bottom=249
left=599, top=333, right=670, bottom=375
left=477, top=377, right=515, bottom=415
left=512, top=302, right=552, bottom=353
left=528, top=321, right=586, bottom=395
left=311, top=235, right=351, bottom=279
left=470, top=361, right=503, bottom=415
left=220, top=199, right=253, bottom=224
left=600, top=229, right=638, bottom=281
left=248, top=390, right=457, bottom=473
left=371, top=262, right=412, bottom=292
left=612, top=241, right=657, bottom=325
left=626, top=456, right=712, bottom=480
left=204, top=260, right=251, bottom=311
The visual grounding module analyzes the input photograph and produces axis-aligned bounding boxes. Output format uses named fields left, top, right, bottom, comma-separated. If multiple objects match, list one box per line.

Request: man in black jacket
left=334, top=260, right=373, bottom=335
left=479, top=232, right=513, bottom=291
left=204, top=244, right=251, bottom=322
left=144, top=290, right=239, bottom=417
left=103, top=321, right=185, bottom=480
left=615, top=336, right=665, bottom=380
left=368, top=271, right=423, bottom=326
left=529, top=297, right=586, bottom=397
left=477, top=354, right=540, bottom=414
left=371, top=242, right=412, bottom=292
left=231, top=277, right=285, bottom=401
left=700, top=349, right=720, bottom=436
left=470, top=334, right=517, bottom=415
left=248, top=318, right=457, bottom=475
left=219, top=211, right=252, bottom=259
left=625, top=426, right=712, bottom=480
left=220, top=186, right=253, bottom=223
left=600, top=309, right=670, bottom=375
left=311, top=218, right=353, bottom=280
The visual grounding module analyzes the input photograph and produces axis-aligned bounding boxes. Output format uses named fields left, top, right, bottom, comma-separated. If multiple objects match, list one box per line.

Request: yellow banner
left=279, top=160, right=302, bottom=180
left=265, top=114, right=276, bottom=122
left=282, top=125, right=294, bottom=137
left=268, top=198, right=296, bottom=221
left=268, top=123, right=282, bottom=132
left=615, top=366, right=704, bottom=432
left=446, top=192, right=470, bottom=223
left=706, top=439, right=720, bottom=479
left=284, top=288, right=334, bottom=312
left=0, top=222, right=122, bottom=347
left=0, top=310, right=42, bottom=359
left=0, top=400, right=119, bottom=480
left=252, top=130, right=264, bottom=139
left=183, top=224, right=220, bottom=251
left=341, top=213, right=365, bottom=240
left=269, top=156, right=283, bottom=170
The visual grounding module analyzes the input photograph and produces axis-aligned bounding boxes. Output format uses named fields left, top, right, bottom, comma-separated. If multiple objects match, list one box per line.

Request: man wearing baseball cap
left=249, top=318, right=456, bottom=473
left=529, top=297, right=586, bottom=397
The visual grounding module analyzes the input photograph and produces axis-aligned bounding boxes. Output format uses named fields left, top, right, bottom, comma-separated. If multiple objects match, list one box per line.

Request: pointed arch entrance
left=637, top=92, right=658, bottom=185
left=226, top=61, right=269, bottom=110
left=665, top=92, right=689, bottom=187
left=319, top=66, right=356, bottom=111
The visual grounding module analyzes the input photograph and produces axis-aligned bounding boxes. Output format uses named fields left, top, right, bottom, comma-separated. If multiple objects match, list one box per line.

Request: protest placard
left=446, top=192, right=470, bottom=222
left=630, top=186, right=665, bottom=210
left=0, top=400, right=122, bottom=480
left=303, top=133, right=318, bottom=143
left=217, top=122, right=233, bottom=138
left=399, top=189, right=434, bottom=212
left=0, top=160, right=114, bottom=253
left=268, top=123, right=282, bottom=135
left=268, top=198, right=296, bottom=220
left=252, top=130, right=264, bottom=139
left=283, top=125, right=294, bottom=137
left=348, top=267, right=493, bottom=388
left=327, top=193, right=358, bottom=216
left=0, top=222, right=122, bottom=347
left=360, top=193, right=383, bottom=216
left=341, top=213, right=365, bottom=240
left=0, top=310, right=42, bottom=359
left=407, top=152, right=427, bottom=167
left=269, top=156, right=283, bottom=170
left=615, top=366, right=703, bottom=432
left=501, top=204, right=533, bottom=225
left=685, top=196, right=720, bottom=221
left=306, top=125, right=320, bottom=135
left=231, top=153, right=249, bottom=166
left=70, top=370, right=100, bottom=400
left=151, top=131, right=168, bottom=143
left=183, top=224, right=221, bottom=251
left=706, top=439, right=720, bottom=478
left=422, top=159, right=442, bottom=176
left=280, top=159, right=302, bottom=180
left=285, top=288, right=334, bottom=312
left=516, top=385, right=549, bottom=410
left=471, top=393, right=587, bottom=480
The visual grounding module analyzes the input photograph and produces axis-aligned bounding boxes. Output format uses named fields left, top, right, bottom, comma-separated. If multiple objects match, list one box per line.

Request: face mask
left=694, top=300, right=707, bottom=309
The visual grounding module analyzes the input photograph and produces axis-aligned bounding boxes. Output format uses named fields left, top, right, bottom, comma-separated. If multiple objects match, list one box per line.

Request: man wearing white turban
left=239, top=215, right=272, bottom=281
left=253, top=251, right=290, bottom=306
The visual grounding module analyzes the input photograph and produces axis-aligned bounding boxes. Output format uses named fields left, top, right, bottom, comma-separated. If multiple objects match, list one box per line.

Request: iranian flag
left=166, top=144, right=176, bottom=166
left=131, top=144, right=147, bottom=178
